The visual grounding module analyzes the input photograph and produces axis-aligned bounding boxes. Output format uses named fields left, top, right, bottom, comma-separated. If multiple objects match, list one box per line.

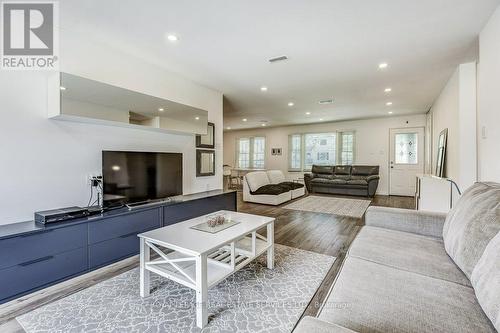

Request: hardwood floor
left=0, top=192, right=413, bottom=333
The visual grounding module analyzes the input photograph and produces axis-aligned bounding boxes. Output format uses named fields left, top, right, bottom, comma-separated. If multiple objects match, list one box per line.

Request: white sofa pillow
left=245, top=171, right=270, bottom=192
left=267, top=170, right=286, bottom=184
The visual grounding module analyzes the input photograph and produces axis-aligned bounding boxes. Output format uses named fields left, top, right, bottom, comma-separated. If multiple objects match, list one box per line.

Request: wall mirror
left=49, top=72, right=209, bottom=135
left=196, top=122, right=215, bottom=148
left=196, top=150, right=215, bottom=177
left=435, top=128, right=448, bottom=177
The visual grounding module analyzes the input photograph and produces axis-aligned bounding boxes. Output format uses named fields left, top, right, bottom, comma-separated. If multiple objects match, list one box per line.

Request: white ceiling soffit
left=59, top=0, right=499, bottom=130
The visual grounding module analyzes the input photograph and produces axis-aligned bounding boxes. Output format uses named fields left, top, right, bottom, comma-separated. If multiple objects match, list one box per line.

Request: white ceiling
left=60, top=0, right=499, bottom=130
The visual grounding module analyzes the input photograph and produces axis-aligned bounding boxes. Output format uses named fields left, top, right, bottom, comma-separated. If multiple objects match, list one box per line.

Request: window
left=288, top=131, right=355, bottom=171
left=395, top=133, right=418, bottom=164
left=237, top=138, right=250, bottom=168
left=288, top=134, right=302, bottom=171
left=253, top=137, right=265, bottom=169
left=304, top=133, right=336, bottom=169
left=236, top=137, right=266, bottom=169
left=339, top=131, right=355, bottom=165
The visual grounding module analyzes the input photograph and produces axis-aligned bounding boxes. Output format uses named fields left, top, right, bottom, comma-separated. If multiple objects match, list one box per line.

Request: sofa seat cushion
left=443, top=182, right=500, bottom=278
left=349, top=226, right=470, bottom=286
left=312, top=178, right=347, bottom=185
left=280, top=181, right=304, bottom=190
left=471, top=231, right=500, bottom=331
left=251, top=184, right=289, bottom=195
left=245, top=171, right=270, bottom=192
left=346, top=179, right=368, bottom=186
left=319, top=256, right=495, bottom=333
left=333, top=175, right=351, bottom=181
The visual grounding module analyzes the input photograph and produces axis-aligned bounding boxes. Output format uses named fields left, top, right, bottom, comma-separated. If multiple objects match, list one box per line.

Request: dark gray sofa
left=304, top=165, right=379, bottom=197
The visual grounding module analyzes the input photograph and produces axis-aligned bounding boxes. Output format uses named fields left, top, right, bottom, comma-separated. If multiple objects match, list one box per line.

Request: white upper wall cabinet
left=48, top=72, right=209, bottom=136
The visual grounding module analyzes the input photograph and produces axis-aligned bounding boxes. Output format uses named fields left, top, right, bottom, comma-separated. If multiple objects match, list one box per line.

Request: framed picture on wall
left=196, top=122, right=215, bottom=148
left=196, top=149, right=216, bottom=177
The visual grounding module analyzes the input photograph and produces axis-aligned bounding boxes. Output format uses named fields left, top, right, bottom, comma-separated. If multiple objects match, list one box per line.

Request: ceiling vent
left=319, top=98, right=334, bottom=105
left=268, top=55, right=288, bottom=63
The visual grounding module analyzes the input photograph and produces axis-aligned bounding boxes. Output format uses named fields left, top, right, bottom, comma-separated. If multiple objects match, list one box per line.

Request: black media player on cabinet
left=0, top=190, right=236, bottom=304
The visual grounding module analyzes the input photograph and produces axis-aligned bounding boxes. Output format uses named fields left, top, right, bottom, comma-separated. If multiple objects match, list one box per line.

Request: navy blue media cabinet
left=0, top=190, right=237, bottom=304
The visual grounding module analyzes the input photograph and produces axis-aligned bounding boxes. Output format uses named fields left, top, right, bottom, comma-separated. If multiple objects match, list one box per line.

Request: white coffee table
left=138, top=210, right=275, bottom=328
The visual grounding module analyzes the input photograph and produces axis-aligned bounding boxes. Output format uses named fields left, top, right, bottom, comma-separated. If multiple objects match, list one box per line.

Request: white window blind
left=288, top=134, right=302, bottom=171
left=339, top=131, right=355, bottom=165
left=236, top=137, right=266, bottom=169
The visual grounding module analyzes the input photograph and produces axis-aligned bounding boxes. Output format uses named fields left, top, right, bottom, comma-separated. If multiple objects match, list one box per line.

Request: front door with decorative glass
left=389, top=127, right=425, bottom=196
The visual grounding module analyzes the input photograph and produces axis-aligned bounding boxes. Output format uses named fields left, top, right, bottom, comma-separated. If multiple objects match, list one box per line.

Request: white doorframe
left=389, top=127, right=425, bottom=196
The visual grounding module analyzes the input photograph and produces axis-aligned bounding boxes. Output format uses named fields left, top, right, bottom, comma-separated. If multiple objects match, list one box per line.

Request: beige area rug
left=283, top=195, right=371, bottom=218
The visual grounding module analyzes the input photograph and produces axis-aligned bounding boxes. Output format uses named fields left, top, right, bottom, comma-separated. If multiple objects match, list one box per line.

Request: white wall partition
left=429, top=63, right=478, bottom=191
left=477, top=5, right=500, bottom=183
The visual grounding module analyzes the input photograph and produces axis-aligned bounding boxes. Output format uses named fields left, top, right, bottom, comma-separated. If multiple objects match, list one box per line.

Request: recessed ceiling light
left=386, top=102, right=393, bottom=106
left=379, top=63, right=388, bottom=69
left=388, top=111, right=393, bottom=114
left=226, top=127, right=231, bottom=130
left=167, top=34, right=179, bottom=42
left=242, top=118, right=247, bottom=122
left=158, top=108, right=164, bottom=112
left=319, top=118, right=324, bottom=121
left=59, top=86, right=66, bottom=91
left=260, top=86, right=268, bottom=92
left=195, top=116, right=200, bottom=120
left=384, top=88, right=392, bottom=93
left=288, top=102, right=294, bottom=107
left=305, top=112, right=311, bottom=115
left=261, top=123, right=267, bottom=127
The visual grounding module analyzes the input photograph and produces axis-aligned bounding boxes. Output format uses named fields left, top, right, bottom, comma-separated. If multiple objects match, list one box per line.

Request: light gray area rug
left=17, top=244, right=335, bottom=333
left=283, top=196, right=371, bottom=218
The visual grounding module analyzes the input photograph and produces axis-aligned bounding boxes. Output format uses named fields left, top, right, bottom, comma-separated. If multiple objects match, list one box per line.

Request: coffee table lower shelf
left=138, top=219, right=275, bottom=329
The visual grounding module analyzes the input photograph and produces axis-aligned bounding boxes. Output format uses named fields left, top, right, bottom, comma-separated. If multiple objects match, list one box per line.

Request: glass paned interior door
left=395, top=133, right=418, bottom=164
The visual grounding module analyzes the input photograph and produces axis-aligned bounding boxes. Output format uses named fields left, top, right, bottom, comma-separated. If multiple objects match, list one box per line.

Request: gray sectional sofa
left=295, top=182, right=500, bottom=333
left=304, top=165, right=380, bottom=197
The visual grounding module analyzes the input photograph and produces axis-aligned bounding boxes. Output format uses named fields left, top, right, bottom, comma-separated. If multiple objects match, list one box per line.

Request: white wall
left=428, top=62, right=478, bottom=190
left=224, top=115, right=427, bottom=195
left=430, top=68, right=460, bottom=181
left=478, top=6, right=500, bottom=183
left=0, top=30, right=223, bottom=225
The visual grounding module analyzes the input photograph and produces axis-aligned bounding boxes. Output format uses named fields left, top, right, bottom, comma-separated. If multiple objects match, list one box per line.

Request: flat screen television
left=102, top=151, right=183, bottom=208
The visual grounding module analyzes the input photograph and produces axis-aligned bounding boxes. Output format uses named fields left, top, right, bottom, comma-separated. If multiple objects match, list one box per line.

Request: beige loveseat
left=295, top=182, right=500, bottom=333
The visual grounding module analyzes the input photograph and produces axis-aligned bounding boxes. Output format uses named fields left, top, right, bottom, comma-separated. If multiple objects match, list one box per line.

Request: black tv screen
left=102, top=151, right=183, bottom=208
